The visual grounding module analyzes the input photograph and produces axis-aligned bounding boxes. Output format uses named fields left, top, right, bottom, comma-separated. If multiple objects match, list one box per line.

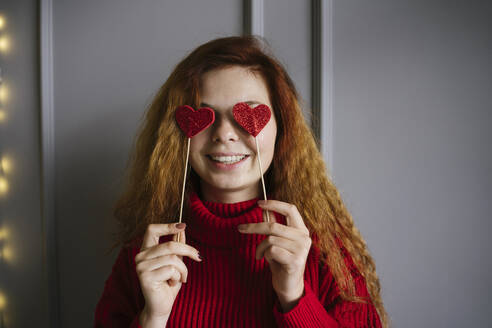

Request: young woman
left=94, top=35, right=389, bottom=328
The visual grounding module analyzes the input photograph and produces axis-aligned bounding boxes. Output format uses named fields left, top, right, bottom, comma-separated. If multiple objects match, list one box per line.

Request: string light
left=0, top=37, right=7, bottom=52
left=0, top=156, right=11, bottom=174
left=0, top=292, right=5, bottom=310
left=1, top=245, right=12, bottom=262
left=0, top=290, right=5, bottom=328
left=0, top=84, right=7, bottom=103
left=0, top=225, right=4, bottom=260
left=0, top=226, right=7, bottom=240
left=0, top=225, right=13, bottom=262
left=0, top=13, right=7, bottom=328
left=0, top=177, right=7, bottom=196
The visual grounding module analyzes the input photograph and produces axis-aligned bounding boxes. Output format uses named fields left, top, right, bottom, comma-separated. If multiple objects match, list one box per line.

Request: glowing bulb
left=0, top=16, right=4, bottom=29
left=0, top=292, right=5, bottom=310
left=1, top=156, right=12, bottom=174
left=0, top=227, right=7, bottom=240
left=0, top=85, right=7, bottom=101
left=0, top=110, right=6, bottom=122
left=0, top=36, right=9, bottom=52
left=0, top=176, right=8, bottom=194
left=2, top=245, right=13, bottom=261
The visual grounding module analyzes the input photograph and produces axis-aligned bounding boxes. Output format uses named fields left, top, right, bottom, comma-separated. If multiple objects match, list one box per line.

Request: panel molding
left=243, top=0, right=264, bottom=36
left=312, top=0, right=333, bottom=177
left=40, top=0, right=60, bottom=326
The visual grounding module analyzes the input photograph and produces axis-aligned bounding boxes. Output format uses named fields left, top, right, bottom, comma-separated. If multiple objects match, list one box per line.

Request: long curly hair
left=110, top=35, right=389, bottom=327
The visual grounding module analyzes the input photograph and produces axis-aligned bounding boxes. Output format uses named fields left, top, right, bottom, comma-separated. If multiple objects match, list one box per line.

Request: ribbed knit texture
left=94, top=191, right=382, bottom=327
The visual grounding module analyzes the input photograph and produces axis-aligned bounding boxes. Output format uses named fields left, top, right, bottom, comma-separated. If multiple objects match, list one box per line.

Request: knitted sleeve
left=93, top=244, right=144, bottom=328
left=272, top=238, right=382, bottom=328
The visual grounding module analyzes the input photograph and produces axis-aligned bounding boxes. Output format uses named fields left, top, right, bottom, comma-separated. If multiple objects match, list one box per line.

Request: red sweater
left=94, top=192, right=382, bottom=327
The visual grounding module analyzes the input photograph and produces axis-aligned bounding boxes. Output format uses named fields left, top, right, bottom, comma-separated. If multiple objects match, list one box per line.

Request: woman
left=94, top=35, right=389, bottom=327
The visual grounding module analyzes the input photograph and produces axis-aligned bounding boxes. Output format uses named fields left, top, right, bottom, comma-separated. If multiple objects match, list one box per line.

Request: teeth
left=210, top=155, right=247, bottom=164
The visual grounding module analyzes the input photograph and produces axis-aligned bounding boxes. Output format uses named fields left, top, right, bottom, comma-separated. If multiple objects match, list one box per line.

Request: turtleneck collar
left=202, top=195, right=259, bottom=218
left=185, top=190, right=285, bottom=249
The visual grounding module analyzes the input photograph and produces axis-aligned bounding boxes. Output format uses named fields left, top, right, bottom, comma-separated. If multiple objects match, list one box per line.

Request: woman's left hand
left=237, top=199, right=312, bottom=311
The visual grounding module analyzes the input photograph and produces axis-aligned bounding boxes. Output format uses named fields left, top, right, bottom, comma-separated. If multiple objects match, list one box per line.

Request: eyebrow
left=199, top=100, right=261, bottom=108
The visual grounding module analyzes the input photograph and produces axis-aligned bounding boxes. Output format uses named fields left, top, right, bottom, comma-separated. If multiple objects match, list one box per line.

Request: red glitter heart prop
left=175, top=105, right=215, bottom=138
left=232, top=102, right=271, bottom=137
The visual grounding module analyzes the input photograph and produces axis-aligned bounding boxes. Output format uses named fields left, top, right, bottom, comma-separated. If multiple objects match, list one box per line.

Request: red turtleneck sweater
left=94, top=192, right=382, bottom=327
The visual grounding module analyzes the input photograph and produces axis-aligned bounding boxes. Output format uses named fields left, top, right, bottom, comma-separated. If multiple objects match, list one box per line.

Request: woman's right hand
left=135, top=223, right=201, bottom=325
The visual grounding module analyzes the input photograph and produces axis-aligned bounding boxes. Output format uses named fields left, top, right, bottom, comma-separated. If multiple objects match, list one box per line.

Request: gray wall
left=53, top=1, right=244, bottom=327
left=1, top=0, right=490, bottom=327
left=332, top=1, right=492, bottom=327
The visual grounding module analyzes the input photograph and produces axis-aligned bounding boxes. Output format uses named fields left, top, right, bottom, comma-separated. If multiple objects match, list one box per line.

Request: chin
left=206, top=177, right=255, bottom=192
left=211, top=182, right=246, bottom=191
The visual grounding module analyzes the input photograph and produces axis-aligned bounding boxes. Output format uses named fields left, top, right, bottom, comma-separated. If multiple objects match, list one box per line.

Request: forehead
left=199, top=66, right=271, bottom=109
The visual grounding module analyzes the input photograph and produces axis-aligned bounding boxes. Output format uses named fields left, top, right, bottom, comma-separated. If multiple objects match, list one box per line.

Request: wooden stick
left=177, top=138, right=190, bottom=243
left=255, top=137, right=270, bottom=223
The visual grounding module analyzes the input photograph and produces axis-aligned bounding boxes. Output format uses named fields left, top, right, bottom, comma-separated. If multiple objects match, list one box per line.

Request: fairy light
left=0, top=225, right=12, bottom=263
left=0, top=37, right=7, bottom=52
left=0, top=157, right=11, bottom=174
left=1, top=246, right=12, bottom=262
left=0, top=226, right=5, bottom=260
left=0, top=292, right=5, bottom=310
left=0, top=177, right=7, bottom=195
left=0, top=84, right=7, bottom=102
left=0, top=14, right=7, bottom=328
left=0, top=226, right=7, bottom=240
left=0, top=290, right=5, bottom=328
left=0, top=20, right=7, bottom=196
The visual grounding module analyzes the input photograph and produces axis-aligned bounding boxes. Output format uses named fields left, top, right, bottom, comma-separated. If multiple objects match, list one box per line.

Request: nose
left=211, top=116, right=240, bottom=143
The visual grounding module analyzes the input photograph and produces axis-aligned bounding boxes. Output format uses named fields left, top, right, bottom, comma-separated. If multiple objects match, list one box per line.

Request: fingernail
left=198, top=253, right=203, bottom=261
left=237, top=225, right=245, bottom=231
left=175, top=223, right=186, bottom=229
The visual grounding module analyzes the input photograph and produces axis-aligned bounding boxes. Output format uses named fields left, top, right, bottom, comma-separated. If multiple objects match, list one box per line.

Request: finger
left=135, top=241, right=200, bottom=263
left=168, top=266, right=182, bottom=286
left=258, top=200, right=308, bottom=233
left=264, top=245, right=295, bottom=265
left=141, top=265, right=182, bottom=285
left=136, top=255, right=189, bottom=283
left=255, top=235, right=301, bottom=260
left=238, top=222, right=306, bottom=241
left=141, top=223, right=186, bottom=251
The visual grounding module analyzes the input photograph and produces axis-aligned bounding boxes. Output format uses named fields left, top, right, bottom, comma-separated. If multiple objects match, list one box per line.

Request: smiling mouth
left=207, top=154, right=250, bottom=165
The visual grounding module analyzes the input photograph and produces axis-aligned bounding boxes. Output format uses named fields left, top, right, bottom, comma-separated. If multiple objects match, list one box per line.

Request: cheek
left=258, top=121, right=277, bottom=156
left=189, top=136, right=206, bottom=166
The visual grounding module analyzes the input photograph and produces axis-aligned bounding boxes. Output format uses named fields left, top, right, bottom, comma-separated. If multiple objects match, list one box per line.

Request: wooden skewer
left=177, top=138, right=190, bottom=243
left=255, top=137, right=270, bottom=223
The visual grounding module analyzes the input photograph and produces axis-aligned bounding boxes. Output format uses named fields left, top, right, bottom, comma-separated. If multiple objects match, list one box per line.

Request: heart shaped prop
left=232, top=102, right=271, bottom=137
left=175, top=105, right=215, bottom=138
left=174, top=105, right=216, bottom=241
left=232, top=102, right=272, bottom=222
